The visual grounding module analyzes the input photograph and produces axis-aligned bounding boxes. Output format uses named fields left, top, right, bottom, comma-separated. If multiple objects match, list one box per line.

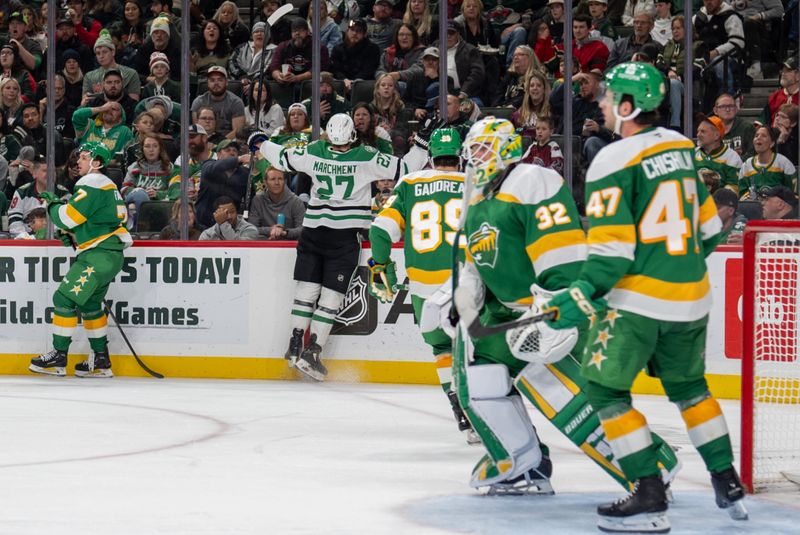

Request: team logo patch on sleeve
left=468, top=222, right=500, bottom=268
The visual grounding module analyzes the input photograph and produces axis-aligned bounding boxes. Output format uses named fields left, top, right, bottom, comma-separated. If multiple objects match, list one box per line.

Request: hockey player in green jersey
left=546, top=63, right=747, bottom=532
left=368, top=128, right=479, bottom=443
left=29, top=142, right=133, bottom=378
left=248, top=114, right=430, bottom=381
left=439, top=117, right=680, bottom=496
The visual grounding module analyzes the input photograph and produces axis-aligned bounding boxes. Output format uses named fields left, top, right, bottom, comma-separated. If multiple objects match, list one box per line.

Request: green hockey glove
left=39, top=191, right=65, bottom=206
left=55, top=230, right=75, bottom=248
left=367, top=258, right=400, bottom=303
left=547, top=280, right=607, bottom=329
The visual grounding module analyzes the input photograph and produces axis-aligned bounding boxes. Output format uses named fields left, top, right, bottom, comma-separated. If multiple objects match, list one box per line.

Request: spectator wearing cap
left=259, top=0, right=292, bottom=45
left=377, top=23, right=425, bottom=82
left=134, top=14, right=181, bottom=82
left=0, top=44, right=36, bottom=103
left=693, top=0, right=745, bottom=95
left=199, top=195, right=259, bottom=241
left=739, top=125, right=797, bottom=200
left=65, top=0, right=103, bottom=48
left=39, top=74, right=77, bottom=140
left=607, top=12, right=661, bottom=69
left=622, top=0, right=655, bottom=27
left=7, top=10, right=42, bottom=74
left=60, top=49, right=85, bottom=109
left=147, top=0, right=180, bottom=34
left=269, top=18, right=330, bottom=90
left=368, top=0, right=403, bottom=50
left=588, top=0, right=618, bottom=47
left=248, top=167, right=306, bottom=240
left=713, top=188, right=748, bottom=243
left=191, top=66, right=246, bottom=140
left=53, top=14, right=94, bottom=74
left=196, top=140, right=252, bottom=229
left=432, top=20, right=485, bottom=104
left=761, top=186, right=799, bottom=219
left=191, top=19, right=232, bottom=79
left=775, top=103, right=799, bottom=165
left=650, top=0, right=672, bottom=45
left=571, top=14, right=610, bottom=73
left=550, top=68, right=612, bottom=163
left=171, top=124, right=217, bottom=202
left=84, top=69, right=138, bottom=127
left=736, top=0, right=784, bottom=80
left=695, top=114, right=743, bottom=193
left=331, top=19, right=381, bottom=92
left=403, top=47, right=456, bottom=119
left=300, top=71, right=352, bottom=129
left=761, top=57, right=800, bottom=127
left=270, top=103, right=311, bottom=148
left=228, top=22, right=271, bottom=96
left=308, top=1, right=343, bottom=55
left=72, top=100, right=133, bottom=166
left=141, top=52, right=181, bottom=102
left=213, top=1, right=252, bottom=51
left=83, top=30, right=142, bottom=102
left=545, top=0, right=566, bottom=46
left=714, top=93, right=755, bottom=158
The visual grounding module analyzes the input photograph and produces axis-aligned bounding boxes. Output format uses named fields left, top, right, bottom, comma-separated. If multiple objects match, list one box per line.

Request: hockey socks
left=677, top=393, right=734, bottom=473
left=80, top=308, right=109, bottom=353
left=51, top=304, right=78, bottom=352
left=308, top=287, right=345, bottom=348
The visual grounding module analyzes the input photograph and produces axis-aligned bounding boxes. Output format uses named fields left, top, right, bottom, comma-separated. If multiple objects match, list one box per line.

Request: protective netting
left=751, top=232, right=800, bottom=491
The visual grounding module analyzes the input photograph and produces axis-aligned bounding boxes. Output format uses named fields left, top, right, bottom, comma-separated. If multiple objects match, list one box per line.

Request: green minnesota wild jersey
left=738, top=152, right=796, bottom=197
left=49, top=173, right=132, bottom=251
left=694, top=143, right=742, bottom=193
left=583, top=127, right=722, bottom=322
left=464, top=164, right=587, bottom=311
left=371, top=169, right=465, bottom=298
left=260, top=139, right=426, bottom=230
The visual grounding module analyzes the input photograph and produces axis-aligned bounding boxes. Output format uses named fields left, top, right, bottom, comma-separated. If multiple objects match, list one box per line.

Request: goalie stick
left=243, top=3, right=294, bottom=220
left=453, top=286, right=556, bottom=338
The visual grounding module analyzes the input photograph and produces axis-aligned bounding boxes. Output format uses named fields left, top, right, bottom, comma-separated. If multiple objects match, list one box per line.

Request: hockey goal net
left=741, top=220, right=800, bottom=493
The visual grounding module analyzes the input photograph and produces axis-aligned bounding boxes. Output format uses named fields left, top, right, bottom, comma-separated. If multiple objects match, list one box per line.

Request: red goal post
left=741, top=220, right=800, bottom=493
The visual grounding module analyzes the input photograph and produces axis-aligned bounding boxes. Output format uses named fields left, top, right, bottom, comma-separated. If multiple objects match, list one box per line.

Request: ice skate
left=295, top=335, right=327, bottom=382
left=711, top=467, right=748, bottom=520
left=447, top=391, right=481, bottom=445
left=29, top=349, right=68, bottom=377
left=487, top=455, right=554, bottom=496
left=74, top=350, right=113, bottom=378
left=285, top=328, right=304, bottom=368
left=597, top=475, right=670, bottom=533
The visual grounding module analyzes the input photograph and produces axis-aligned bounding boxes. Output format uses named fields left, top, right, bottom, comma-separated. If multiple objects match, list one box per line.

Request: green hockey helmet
left=604, top=62, right=666, bottom=113
left=78, top=141, right=112, bottom=166
left=429, top=128, right=462, bottom=160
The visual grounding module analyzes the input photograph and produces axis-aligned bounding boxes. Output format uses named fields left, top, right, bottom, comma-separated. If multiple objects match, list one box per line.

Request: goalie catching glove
left=506, top=285, right=579, bottom=364
left=546, top=280, right=606, bottom=330
left=367, top=258, right=401, bottom=303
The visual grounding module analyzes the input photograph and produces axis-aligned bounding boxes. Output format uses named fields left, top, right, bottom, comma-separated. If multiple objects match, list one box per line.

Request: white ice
left=0, top=376, right=798, bottom=534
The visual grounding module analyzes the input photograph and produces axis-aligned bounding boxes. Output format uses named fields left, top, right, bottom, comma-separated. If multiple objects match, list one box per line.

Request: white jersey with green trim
left=260, top=139, right=427, bottom=230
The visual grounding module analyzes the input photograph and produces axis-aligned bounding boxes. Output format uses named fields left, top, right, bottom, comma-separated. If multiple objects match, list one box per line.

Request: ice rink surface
left=1, top=375, right=798, bottom=535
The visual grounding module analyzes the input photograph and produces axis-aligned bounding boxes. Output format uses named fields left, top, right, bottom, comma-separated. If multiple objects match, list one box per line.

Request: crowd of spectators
left=0, top=0, right=798, bottom=243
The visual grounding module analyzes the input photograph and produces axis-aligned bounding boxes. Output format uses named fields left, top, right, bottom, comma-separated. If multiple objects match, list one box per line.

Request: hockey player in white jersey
left=248, top=114, right=430, bottom=381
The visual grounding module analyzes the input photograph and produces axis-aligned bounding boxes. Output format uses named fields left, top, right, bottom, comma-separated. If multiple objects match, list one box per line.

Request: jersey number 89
left=410, top=199, right=461, bottom=253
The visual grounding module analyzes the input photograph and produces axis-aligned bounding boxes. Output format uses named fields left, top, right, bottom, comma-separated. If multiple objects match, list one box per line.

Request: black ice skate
left=29, top=349, right=68, bottom=377
left=285, top=328, right=304, bottom=367
left=74, top=350, right=113, bottom=378
left=488, top=455, right=554, bottom=496
left=597, top=475, right=670, bottom=533
left=294, top=335, right=327, bottom=382
left=447, top=390, right=480, bottom=445
left=711, top=467, right=748, bottom=520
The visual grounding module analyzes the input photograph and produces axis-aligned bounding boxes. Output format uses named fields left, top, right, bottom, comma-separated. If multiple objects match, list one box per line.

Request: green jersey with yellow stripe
left=582, top=127, right=722, bottom=322
left=370, top=169, right=465, bottom=298
left=738, top=152, right=796, bottom=197
left=464, top=164, right=587, bottom=311
left=49, top=172, right=133, bottom=251
left=694, top=143, right=743, bottom=193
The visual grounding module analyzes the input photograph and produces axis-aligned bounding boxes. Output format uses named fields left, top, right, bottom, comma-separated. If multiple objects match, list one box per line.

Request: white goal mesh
left=748, top=231, right=800, bottom=492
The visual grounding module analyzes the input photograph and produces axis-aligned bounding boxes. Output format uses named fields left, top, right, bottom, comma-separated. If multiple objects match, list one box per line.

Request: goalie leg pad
left=463, top=363, right=543, bottom=488
left=291, top=281, right=322, bottom=331
left=310, top=287, right=345, bottom=348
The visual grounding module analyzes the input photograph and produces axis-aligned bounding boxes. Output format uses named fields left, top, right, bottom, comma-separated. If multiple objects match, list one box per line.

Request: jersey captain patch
left=468, top=222, right=500, bottom=268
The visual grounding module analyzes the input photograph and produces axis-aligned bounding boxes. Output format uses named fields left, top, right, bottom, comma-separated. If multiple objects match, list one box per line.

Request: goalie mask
left=326, top=113, right=357, bottom=146
left=462, top=117, right=522, bottom=190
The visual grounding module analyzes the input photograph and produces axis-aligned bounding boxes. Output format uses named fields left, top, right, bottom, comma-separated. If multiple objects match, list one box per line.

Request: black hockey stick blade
left=465, top=310, right=557, bottom=338
left=103, top=301, right=164, bottom=379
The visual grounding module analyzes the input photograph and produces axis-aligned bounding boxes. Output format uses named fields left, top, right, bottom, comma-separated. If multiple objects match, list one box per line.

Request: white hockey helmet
left=326, top=113, right=357, bottom=146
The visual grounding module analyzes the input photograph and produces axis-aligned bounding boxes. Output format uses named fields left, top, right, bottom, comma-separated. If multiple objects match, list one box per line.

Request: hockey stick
left=453, top=286, right=556, bottom=338
left=243, top=3, right=294, bottom=220
left=102, top=300, right=164, bottom=379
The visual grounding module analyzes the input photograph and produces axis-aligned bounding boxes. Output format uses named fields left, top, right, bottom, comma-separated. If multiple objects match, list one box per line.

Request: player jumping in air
left=248, top=114, right=430, bottom=381
left=368, top=128, right=479, bottom=443
left=437, top=116, right=680, bottom=496
left=29, top=142, right=132, bottom=378
left=546, top=63, right=747, bottom=532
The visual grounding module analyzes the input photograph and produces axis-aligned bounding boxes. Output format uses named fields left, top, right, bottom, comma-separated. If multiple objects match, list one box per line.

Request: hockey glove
left=367, top=258, right=400, bottom=303
left=55, top=230, right=75, bottom=248
left=39, top=191, right=65, bottom=206
left=507, top=285, right=579, bottom=363
left=547, top=280, right=606, bottom=330
left=247, top=130, right=269, bottom=153
left=412, top=116, right=445, bottom=151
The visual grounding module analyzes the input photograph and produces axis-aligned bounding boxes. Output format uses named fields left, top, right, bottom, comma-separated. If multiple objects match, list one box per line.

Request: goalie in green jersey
left=29, top=142, right=133, bottom=378
left=546, top=63, right=747, bottom=532
left=433, top=116, right=681, bottom=499
left=368, top=128, right=480, bottom=444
